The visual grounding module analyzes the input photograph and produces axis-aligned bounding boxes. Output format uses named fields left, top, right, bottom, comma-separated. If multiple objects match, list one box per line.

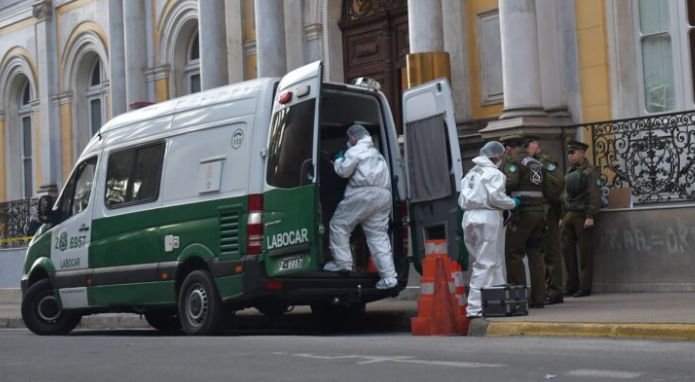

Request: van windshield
left=266, top=99, right=316, bottom=188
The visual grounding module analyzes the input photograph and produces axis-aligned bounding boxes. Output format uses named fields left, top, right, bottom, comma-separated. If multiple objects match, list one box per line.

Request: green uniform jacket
left=563, top=158, right=601, bottom=218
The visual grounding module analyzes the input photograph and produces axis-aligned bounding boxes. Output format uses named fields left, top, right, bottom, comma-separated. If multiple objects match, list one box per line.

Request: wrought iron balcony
left=575, top=110, right=695, bottom=205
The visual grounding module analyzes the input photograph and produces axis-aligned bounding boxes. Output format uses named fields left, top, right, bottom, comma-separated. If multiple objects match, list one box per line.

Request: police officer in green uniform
left=499, top=134, right=524, bottom=168
left=503, top=135, right=551, bottom=308
left=535, top=146, right=566, bottom=305
left=561, top=138, right=601, bottom=298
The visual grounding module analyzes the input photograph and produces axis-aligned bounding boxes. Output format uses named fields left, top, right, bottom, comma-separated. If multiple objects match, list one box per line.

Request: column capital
left=51, top=91, right=74, bottom=106
left=145, top=65, right=171, bottom=82
left=32, top=0, right=53, bottom=22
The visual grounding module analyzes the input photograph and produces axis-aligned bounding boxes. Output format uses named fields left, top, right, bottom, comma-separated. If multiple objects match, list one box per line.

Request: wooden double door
left=341, top=11, right=409, bottom=133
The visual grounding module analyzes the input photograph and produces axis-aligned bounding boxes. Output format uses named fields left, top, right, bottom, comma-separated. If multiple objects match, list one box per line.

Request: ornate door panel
left=340, top=1, right=408, bottom=133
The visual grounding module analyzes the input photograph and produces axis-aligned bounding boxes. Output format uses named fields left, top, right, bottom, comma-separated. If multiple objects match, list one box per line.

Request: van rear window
left=266, top=100, right=316, bottom=188
left=105, top=143, right=164, bottom=208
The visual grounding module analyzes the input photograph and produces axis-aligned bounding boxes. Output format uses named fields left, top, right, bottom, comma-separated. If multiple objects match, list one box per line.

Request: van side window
left=57, top=157, right=98, bottom=222
left=105, top=143, right=164, bottom=208
left=266, top=99, right=316, bottom=188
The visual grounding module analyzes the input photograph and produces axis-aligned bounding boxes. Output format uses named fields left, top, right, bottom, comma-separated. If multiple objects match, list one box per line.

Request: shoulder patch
left=595, top=178, right=602, bottom=186
left=508, top=164, right=517, bottom=173
left=547, top=163, right=557, bottom=172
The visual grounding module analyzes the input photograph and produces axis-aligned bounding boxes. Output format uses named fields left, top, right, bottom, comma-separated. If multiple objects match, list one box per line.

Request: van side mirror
left=38, top=195, right=55, bottom=224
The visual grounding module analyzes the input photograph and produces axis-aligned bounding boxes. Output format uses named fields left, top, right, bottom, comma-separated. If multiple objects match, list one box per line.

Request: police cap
left=520, top=134, right=540, bottom=147
left=566, top=138, right=589, bottom=151
left=499, top=134, right=524, bottom=147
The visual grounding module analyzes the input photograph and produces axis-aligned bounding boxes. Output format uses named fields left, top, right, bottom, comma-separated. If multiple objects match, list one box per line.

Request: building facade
left=0, top=0, right=693, bottom=291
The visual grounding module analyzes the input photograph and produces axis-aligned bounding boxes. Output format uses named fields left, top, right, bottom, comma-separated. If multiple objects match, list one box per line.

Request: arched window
left=86, top=59, right=106, bottom=136
left=18, top=81, right=33, bottom=198
left=186, top=31, right=201, bottom=94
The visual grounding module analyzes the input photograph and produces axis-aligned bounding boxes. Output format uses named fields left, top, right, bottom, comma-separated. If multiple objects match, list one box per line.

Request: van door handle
left=79, top=225, right=90, bottom=232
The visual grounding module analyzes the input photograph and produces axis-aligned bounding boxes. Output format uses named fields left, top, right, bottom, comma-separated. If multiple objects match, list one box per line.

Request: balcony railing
left=0, top=198, right=38, bottom=249
left=574, top=110, right=695, bottom=205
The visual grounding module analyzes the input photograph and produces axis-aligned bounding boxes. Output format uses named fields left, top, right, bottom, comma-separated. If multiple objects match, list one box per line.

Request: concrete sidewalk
left=2, top=288, right=695, bottom=340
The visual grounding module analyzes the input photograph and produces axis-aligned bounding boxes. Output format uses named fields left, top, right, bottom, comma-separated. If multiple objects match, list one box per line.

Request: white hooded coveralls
left=325, top=136, right=398, bottom=288
left=459, top=155, right=516, bottom=317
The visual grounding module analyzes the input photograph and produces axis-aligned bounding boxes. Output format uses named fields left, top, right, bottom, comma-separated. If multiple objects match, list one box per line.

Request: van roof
left=99, top=78, right=276, bottom=135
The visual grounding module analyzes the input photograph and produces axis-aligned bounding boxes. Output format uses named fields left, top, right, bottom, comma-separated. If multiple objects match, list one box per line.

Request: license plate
left=278, top=256, right=304, bottom=271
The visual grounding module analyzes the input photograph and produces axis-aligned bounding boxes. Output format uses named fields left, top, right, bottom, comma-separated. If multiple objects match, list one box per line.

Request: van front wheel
left=178, top=270, right=226, bottom=335
left=21, top=279, right=81, bottom=335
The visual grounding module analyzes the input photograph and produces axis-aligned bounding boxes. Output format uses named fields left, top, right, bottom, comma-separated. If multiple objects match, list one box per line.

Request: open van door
left=263, top=61, right=323, bottom=277
left=402, top=79, right=467, bottom=272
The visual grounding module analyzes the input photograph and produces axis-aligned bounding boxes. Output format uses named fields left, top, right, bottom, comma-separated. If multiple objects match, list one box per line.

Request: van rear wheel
left=178, top=270, right=226, bottom=335
left=21, top=279, right=81, bottom=335
left=144, top=310, right=182, bottom=334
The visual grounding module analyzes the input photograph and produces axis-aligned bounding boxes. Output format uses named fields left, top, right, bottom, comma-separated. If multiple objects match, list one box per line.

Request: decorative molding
left=51, top=90, right=74, bottom=105
left=145, top=65, right=171, bottom=82
left=31, top=0, right=53, bottom=22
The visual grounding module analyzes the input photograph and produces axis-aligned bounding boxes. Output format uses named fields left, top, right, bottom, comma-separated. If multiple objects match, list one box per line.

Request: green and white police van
left=20, top=61, right=464, bottom=335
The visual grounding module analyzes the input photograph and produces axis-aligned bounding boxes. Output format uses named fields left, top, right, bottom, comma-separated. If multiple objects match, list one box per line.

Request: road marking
left=566, top=369, right=641, bottom=379
left=280, top=353, right=505, bottom=369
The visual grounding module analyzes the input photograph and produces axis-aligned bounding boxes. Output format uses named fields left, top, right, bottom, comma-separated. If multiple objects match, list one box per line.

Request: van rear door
left=402, top=79, right=467, bottom=271
left=263, top=61, right=323, bottom=277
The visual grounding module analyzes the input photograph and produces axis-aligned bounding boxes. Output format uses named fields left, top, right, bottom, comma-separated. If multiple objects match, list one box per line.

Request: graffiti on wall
left=0, top=198, right=38, bottom=249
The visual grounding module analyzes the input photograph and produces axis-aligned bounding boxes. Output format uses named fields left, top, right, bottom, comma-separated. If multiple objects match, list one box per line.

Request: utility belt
left=510, top=191, right=544, bottom=208
left=566, top=193, right=587, bottom=211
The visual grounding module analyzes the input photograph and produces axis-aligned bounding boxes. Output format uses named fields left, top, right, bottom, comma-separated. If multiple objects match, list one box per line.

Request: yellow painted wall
left=576, top=0, right=611, bottom=123
left=244, top=0, right=256, bottom=41
left=575, top=0, right=612, bottom=159
left=0, top=120, right=6, bottom=202
left=155, top=78, right=170, bottom=102
left=60, top=103, right=74, bottom=181
left=245, top=54, right=257, bottom=80
left=33, top=110, right=42, bottom=191
left=465, top=0, right=503, bottom=120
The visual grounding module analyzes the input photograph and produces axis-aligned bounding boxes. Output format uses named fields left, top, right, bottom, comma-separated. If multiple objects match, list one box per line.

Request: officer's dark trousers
left=562, top=212, right=594, bottom=292
left=505, top=210, right=546, bottom=305
left=542, top=206, right=563, bottom=299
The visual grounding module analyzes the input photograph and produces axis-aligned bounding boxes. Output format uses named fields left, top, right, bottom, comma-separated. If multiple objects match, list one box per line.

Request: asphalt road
left=1, top=329, right=694, bottom=382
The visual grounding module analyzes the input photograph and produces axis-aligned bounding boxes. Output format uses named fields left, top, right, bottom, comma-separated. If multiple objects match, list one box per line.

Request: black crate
left=481, top=284, right=529, bottom=317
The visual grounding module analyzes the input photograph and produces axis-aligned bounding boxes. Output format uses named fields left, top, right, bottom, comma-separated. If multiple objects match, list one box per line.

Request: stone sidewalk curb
left=471, top=321, right=695, bottom=341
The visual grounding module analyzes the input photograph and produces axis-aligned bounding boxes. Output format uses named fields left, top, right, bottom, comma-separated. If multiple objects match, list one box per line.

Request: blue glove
left=331, top=151, right=345, bottom=161
left=512, top=197, right=521, bottom=209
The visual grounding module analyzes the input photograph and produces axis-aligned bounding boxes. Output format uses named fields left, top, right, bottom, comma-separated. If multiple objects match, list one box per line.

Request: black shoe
left=545, top=295, right=564, bottom=305
left=574, top=290, right=591, bottom=298
left=563, top=290, right=577, bottom=297
left=529, top=303, right=545, bottom=309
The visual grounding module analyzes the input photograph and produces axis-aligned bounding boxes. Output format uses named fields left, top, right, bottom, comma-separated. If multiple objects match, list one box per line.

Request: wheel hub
left=36, top=292, right=61, bottom=322
left=186, top=284, right=208, bottom=325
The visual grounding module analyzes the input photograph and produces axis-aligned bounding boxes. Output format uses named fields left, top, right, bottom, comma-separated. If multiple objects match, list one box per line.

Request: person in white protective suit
left=459, top=141, right=520, bottom=317
left=324, top=124, right=398, bottom=290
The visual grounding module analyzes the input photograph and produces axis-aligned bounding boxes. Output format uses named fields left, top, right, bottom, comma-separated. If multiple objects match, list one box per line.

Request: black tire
left=144, top=310, right=182, bottom=334
left=21, top=279, right=81, bottom=335
left=178, top=270, right=226, bottom=335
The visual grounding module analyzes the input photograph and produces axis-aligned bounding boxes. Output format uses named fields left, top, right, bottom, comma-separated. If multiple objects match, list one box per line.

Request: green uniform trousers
left=562, top=212, right=594, bottom=292
left=542, top=206, right=563, bottom=299
left=505, top=210, right=546, bottom=305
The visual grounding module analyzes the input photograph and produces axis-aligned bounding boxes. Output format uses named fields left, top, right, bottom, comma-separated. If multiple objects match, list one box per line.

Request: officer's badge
left=530, top=163, right=543, bottom=185
left=508, top=164, right=517, bottom=173
left=547, top=163, right=557, bottom=172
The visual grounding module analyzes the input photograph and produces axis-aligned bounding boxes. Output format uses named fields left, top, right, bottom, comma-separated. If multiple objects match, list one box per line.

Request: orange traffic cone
left=412, top=253, right=466, bottom=335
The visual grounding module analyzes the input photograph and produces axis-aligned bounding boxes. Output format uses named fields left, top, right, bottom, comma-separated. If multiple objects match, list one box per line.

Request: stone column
left=498, top=0, right=546, bottom=119
left=284, top=0, right=305, bottom=71
left=32, top=0, right=60, bottom=194
left=408, top=0, right=444, bottom=53
left=107, top=0, right=126, bottom=117
left=255, top=0, right=287, bottom=77
left=225, top=0, right=244, bottom=84
left=406, top=0, right=450, bottom=89
left=198, top=0, right=229, bottom=90
left=123, top=1, right=149, bottom=108
left=536, top=0, right=569, bottom=118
